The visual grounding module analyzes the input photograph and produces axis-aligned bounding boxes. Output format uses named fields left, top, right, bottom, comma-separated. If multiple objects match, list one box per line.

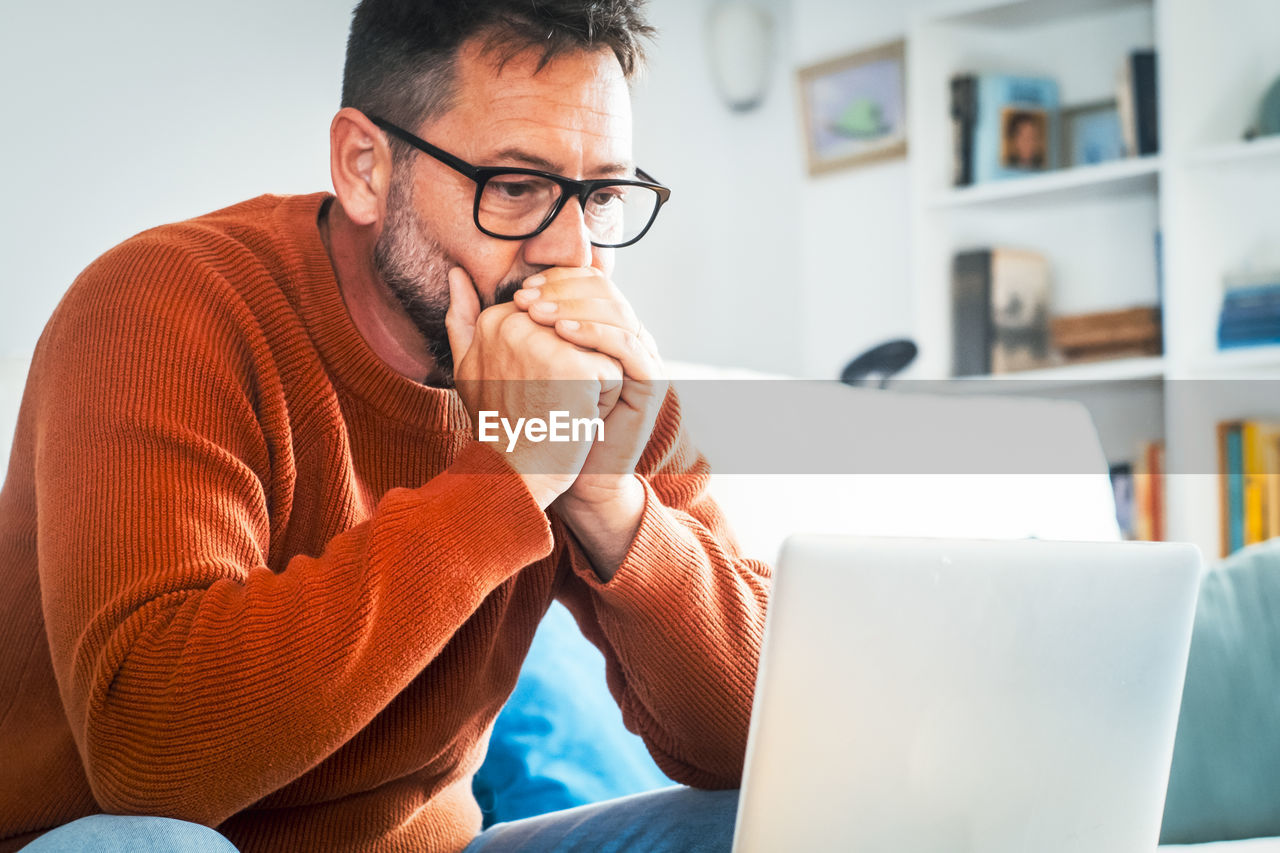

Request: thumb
left=445, top=266, right=480, bottom=365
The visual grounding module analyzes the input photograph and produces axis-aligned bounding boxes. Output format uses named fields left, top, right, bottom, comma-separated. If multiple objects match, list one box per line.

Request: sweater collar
left=276, top=193, right=471, bottom=431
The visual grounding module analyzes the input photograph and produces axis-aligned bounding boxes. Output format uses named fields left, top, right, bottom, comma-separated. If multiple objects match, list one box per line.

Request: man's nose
left=522, top=195, right=593, bottom=269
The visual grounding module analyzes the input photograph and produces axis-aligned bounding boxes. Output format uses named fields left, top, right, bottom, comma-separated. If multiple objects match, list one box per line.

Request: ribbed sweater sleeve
left=31, top=237, right=553, bottom=826
left=556, top=389, right=772, bottom=788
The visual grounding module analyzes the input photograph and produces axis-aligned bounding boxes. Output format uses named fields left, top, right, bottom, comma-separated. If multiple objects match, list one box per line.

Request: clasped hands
left=445, top=266, right=667, bottom=525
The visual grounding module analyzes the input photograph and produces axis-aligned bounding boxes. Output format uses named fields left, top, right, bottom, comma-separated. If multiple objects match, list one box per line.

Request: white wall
left=627, top=0, right=806, bottom=375
left=791, top=0, right=936, bottom=378
left=0, top=0, right=352, bottom=359
left=634, top=0, right=934, bottom=379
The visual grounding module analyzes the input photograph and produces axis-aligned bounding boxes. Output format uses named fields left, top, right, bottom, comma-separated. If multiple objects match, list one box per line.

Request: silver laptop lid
left=733, top=536, right=1202, bottom=853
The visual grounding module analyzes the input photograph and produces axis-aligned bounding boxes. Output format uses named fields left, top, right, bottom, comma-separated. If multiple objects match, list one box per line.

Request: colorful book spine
left=1149, top=442, right=1166, bottom=542
left=1227, top=425, right=1245, bottom=554
left=1218, top=419, right=1280, bottom=555
left=1243, top=422, right=1266, bottom=546
left=1131, top=440, right=1166, bottom=542
left=1217, top=278, right=1280, bottom=349
left=1268, top=428, right=1280, bottom=547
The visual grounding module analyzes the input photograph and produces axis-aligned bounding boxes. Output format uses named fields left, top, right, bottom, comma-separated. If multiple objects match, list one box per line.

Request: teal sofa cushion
left=1162, top=539, right=1280, bottom=843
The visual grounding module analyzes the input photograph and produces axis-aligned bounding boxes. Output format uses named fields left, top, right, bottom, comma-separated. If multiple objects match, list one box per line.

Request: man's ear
left=329, top=107, right=394, bottom=227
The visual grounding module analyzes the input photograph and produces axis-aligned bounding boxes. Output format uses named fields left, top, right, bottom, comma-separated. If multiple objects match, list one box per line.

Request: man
left=0, top=1, right=770, bottom=850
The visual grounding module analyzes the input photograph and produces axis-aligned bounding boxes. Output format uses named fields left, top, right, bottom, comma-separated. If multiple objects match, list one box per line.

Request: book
left=1243, top=422, right=1264, bottom=546
left=1117, top=50, right=1159, bottom=156
left=950, top=75, right=977, bottom=186
left=1131, top=441, right=1164, bottom=541
left=1220, top=323, right=1280, bottom=342
left=988, top=249, right=1053, bottom=374
left=1149, top=441, right=1166, bottom=542
left=1219, top=421, right=1246, bottom=556
left=951, top=248, right=1055, bottom=375
left=1217, top=273, right=1280, bottom=348
left=1219, top=304, right=1280, bottom=325
left=1268, top=428, right=1280, bottom=545
left=1221, top=280, right=1280, bottom=304
left=952, top=249, right=993, bottom=376
left=951, top=73, right=1060, bottom=184
left=1050, top=306, right=1162, bottom=362
left=1243, top=421, right=1280, bottom=546
left=1217, top=419, right=1280, bottom=555
left=1218, top=422, right=1234, bottom=556
left=1218, top=316, right=1280, bottom=348
left=1213, top=417, right=1274, bottom=550
left=1133, top=449, right=1151, bottom=541
left=1154, top=230, right=1165, bottom=308
left=1109, top=463, right=1135, bottom=538
left=1219, top=332, right=1280, bottom=349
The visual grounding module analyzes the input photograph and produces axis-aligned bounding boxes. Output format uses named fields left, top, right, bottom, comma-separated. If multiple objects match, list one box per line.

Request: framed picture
left=1061, top=100, right=1126, bottom=167
left=797, top=40, right=907, bottom=175
left=999, top=106, right=1050, bottom=171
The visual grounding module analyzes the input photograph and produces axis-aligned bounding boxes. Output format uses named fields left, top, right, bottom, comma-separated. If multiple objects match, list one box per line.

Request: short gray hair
left=341, top=0, right=655, bottom=161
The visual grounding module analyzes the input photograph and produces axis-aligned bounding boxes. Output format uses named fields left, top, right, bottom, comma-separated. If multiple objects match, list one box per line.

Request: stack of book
left=1217, top=271, right=1280, bottom=349
left=1050, top=306, right=1162, bottom=363
left=1218, top=420, right=1280, bottom=556
left=1110, top=440, right=1166, bottom=541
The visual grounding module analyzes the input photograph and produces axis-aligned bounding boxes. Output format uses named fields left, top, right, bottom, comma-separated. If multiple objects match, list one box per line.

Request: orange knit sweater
left=0, top=193, right=770, bottom=852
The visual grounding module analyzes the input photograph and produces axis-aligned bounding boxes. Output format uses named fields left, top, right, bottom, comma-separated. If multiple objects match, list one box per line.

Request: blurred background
left=4, top=0, right=1280, bottom=559
left=0, top=0, right=915, bottom=380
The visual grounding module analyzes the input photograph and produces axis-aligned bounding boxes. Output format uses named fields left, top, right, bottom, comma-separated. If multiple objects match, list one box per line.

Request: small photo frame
left=797, top=40, right=907, bottom=176
left=1061, top=100, right=1126, bottom=167
left=1000, top=107, right=1050, bottom=171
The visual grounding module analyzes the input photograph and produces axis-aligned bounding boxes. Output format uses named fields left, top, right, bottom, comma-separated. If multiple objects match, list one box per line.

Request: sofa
left=475, top=365, right=1280, bottom=849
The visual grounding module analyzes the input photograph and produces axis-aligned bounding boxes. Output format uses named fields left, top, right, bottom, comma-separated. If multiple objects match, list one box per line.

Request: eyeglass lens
left=478, top=174, right=661, bottom=246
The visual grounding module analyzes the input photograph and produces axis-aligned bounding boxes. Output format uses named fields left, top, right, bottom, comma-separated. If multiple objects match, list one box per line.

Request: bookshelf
left=953, top=355, right=1165, bottom=387
left=904, top=0, right=1280, bottom=558
left=928, top=155, right=1160, bottom=209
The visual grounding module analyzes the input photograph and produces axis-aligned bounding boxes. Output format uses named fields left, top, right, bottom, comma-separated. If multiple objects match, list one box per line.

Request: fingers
left=514, top=268, right=641, bottom=339
left=524, top=268, right=597, bottom=288
left=445, top=266, right=481, bottom=365
left=552, top=318, right=659, bottom=383
left=518, top=296, right=639, bottom=334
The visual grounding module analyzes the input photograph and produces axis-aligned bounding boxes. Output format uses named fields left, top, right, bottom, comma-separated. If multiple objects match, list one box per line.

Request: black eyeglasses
left=368, top=116, right=671, bottom=249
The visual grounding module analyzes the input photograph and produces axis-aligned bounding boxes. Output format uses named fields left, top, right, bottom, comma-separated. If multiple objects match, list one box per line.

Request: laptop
left=732, top=535, right=1202, bottom=853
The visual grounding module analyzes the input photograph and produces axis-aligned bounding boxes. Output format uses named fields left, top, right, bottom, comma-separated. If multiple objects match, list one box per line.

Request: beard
left=372, top=170, right=523, bottom=386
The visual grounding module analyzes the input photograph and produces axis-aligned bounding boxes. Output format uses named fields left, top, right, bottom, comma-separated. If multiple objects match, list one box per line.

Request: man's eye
left=490, top=180, right=535, bottom=199
left=589, top=188, right=625, bottom=207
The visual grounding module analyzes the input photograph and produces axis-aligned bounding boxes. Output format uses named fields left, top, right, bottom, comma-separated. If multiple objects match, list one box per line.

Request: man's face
left=373, top=40, right=633, bottom=381
left=1012, top=119, right=1042, bottom=163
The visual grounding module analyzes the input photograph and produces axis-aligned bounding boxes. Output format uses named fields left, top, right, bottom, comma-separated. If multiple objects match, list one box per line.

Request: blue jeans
left=21, top=787, right=738, bottom=852
left=465, top=787, right=740, bottom=852
left=19, top=815, right=237, bottom=852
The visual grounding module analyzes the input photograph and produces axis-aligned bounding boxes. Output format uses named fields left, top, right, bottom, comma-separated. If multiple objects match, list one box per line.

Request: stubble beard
left=372, top=169, right=522, bottom=387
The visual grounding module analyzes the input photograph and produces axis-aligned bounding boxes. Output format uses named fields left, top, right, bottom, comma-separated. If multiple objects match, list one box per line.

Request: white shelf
left=1183, top=135, right=1280, bottom=169
left=909, top=0, right=1280, bottom=560
left=1184, top=346, right=1280, bottom=376
left=923, top=0, right=1150, bottom=29
left=929, top=157, right=1160, bottom=209
left=952, top=355, right=1166, bottom=388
